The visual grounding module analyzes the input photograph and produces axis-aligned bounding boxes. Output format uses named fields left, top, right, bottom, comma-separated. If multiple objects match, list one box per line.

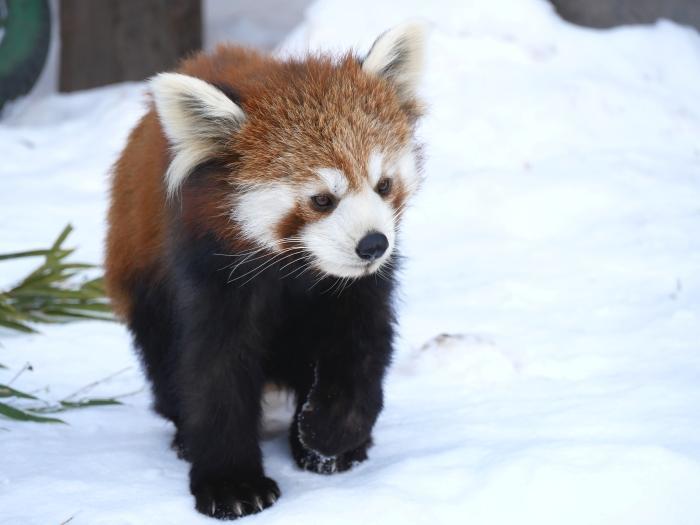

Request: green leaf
left=60, top=263, right=95, bottom=270
left=61, top=398, right=122, bottom=409
left=0, top=318, right=36, bottom=333
left=13, top=269, right=80, bottom=290
left=0, top=384, right=39, bottom=400
left=0, top=301, right=21, bottom=313
left=0, top=249, right=52, bottom=261
left=51, top=224, right=73, bottom=251
left=12, top=287, right=101, bottom=300
left=0, top=223, right=112, bottom=335
left=58, top=303, right=112, bottom=313
left=28, top=398, right=122, bottom=414
left=0, top=401, right=66, bottom=424
left=35, top=309, right=111, bottom=322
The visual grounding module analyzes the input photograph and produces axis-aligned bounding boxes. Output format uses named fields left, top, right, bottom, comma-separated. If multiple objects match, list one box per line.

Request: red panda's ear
left=362, top=23, right=425, bottom=103
left=149, top=73, right=246, bottom=198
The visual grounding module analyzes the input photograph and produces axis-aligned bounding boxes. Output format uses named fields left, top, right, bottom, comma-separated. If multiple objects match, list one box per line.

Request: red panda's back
left=105, top=46, right=278, bottom=319
left=105, top=111, right=169, bottom=319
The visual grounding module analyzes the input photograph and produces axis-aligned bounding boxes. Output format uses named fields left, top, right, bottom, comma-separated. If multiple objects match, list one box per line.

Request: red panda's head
left=150, top=25, right=425, bottom=278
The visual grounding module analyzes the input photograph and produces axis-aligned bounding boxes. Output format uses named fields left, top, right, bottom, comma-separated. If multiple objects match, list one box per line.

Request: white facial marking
left=368, top=150, right=384, bottom=186
left=301, top=187, right=395, bottom=277
left=316, top=168, right=349, bottom=196
left=233, top=183, right=295, bottom=249
left=231, top=151, right=418, bottom=278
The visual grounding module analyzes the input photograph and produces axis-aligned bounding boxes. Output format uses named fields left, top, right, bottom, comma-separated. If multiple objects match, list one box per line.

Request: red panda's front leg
left=174, top=266, right=281, bottom=519
left=289, top=278, right=395, bottom=474
left=180, top=348, right=279, bottom=519
left=289, top=364, right=379, bottom=474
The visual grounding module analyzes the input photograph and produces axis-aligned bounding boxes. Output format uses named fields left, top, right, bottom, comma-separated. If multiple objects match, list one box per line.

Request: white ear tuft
left=149, top=73, right=246, bottom=198
left=362, top=23, right=425, bottom=102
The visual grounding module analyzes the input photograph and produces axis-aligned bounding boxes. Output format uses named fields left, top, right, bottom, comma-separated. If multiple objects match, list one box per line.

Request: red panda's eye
left=376, top=178, right=392, bottom=196
left=311, top=194, right=335, bottom=211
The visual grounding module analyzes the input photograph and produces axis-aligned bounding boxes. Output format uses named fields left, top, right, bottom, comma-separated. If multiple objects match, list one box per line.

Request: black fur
left=124, top=213, right=397, bottom=519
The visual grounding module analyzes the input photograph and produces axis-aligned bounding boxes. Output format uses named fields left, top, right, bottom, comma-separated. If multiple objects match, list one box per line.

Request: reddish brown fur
left=105, top=45, right=420, bottom=319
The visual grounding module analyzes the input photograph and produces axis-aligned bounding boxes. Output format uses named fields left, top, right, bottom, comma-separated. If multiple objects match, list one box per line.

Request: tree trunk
left=59, top=0, right=201, bottom=92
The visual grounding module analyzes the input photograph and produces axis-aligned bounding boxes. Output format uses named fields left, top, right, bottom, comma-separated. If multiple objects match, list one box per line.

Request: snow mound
left=397, top=333, right=517, bottom=386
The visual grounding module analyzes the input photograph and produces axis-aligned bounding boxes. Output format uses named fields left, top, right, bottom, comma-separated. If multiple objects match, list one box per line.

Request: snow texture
left=2, top=0, right=700, bottom=523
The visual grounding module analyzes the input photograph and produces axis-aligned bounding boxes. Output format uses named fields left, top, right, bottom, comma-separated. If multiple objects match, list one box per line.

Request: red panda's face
left=152, top=25, right=425, bottom=278
left=232, top=144, right=421, bottom=278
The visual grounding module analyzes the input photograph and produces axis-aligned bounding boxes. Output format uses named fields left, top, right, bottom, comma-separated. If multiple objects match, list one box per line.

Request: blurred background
left=2, top=0, right=700, bottom=114
left=0, top=0, right=313, bottom=112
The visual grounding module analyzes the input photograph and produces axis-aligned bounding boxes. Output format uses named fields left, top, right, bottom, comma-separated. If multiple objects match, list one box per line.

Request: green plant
left=0, top=367, right=127, bottom=424
left=0, top=224, right=123, bottom=423
left=0, top=224, right=113, bottom=333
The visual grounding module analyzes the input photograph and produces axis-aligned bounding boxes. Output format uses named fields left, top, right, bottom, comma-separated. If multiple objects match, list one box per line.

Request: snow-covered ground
left=2, top=0, right=700, bottom=523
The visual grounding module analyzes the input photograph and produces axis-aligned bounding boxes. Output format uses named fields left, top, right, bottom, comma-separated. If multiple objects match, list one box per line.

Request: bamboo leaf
left=0, top=249, right=53, bottom=261
left=0, top=401, right=66, bottom=424
left=0, top=318, right=36, bottom=333
left=11, top=287, right=103, bottom=300
left=54, top=263, right=95, bottom=270
left=60, top=398, right=122, bottom=409
left=28, top=398, right=122, bottom=414
left=56, top=303, right=112, bottom=313
left=14, top=270, right=80, bottom=290
left=38, top=309, right=113, bottom=322
left=51, top=224, right=73, bottom=251
left=0, top=224, right=113, bottom=335
left=0, top=384, right=39, bottom=400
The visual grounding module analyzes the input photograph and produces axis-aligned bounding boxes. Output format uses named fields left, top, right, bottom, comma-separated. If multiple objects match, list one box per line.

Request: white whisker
left=233, top=249, right=306, bottom=287
left=228, top=248, right=301, bottom=284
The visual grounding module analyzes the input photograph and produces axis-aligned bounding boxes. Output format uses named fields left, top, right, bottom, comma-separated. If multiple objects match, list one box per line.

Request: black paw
left=290, top=418, right=371, bottom=474
left=296, top=398, right=374, bottom=458
left=294, top=438, right=371, bottom=475
left=192, top=476, right=280, bottom=520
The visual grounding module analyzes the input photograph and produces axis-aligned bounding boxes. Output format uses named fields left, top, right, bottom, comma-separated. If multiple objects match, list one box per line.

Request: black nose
left=355, top=232, right=389, bottom=261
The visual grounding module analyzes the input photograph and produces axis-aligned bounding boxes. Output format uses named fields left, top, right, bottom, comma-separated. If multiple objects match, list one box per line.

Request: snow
left=204, top=0, right=312, bottom=51
left=2, top=0, right=700, bottom=523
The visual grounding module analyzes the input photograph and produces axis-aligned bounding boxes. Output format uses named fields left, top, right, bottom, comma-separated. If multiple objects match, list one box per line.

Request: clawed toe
left=193, top=476, right=280, bottom=520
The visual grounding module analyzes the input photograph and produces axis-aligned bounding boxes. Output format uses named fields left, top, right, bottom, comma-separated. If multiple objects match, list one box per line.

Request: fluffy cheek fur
left=300, top=190, right=396, bottom=278
left=232, top=183, right=297, bottom=249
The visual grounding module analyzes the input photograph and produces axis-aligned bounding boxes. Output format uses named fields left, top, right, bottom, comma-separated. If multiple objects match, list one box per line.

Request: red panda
left=105, top=25, right=425, bottom=520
